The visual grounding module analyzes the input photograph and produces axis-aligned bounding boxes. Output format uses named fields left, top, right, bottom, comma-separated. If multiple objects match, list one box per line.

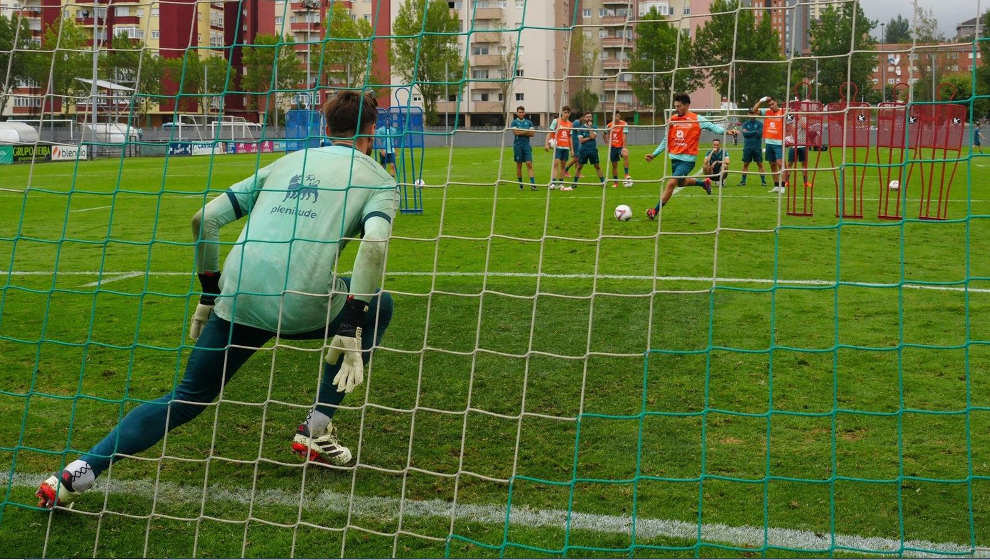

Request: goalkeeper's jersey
left=217, top=145, right=398, bottom=334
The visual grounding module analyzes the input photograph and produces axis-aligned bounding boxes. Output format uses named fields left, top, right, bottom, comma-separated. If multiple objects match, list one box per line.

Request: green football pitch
left=1, top=143, right=989, bottom=557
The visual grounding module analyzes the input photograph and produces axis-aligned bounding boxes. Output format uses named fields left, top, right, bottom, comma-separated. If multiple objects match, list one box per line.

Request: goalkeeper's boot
left=646, top=207, right=658, bottom=221
left=292, top=422, right=353, bottom=466
left=36, top=470, right=84, bottom=509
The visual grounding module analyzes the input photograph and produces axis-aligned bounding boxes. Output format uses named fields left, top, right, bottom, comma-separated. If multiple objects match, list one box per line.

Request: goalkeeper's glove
left=759, top=96, right=771, bottom=103
left=190, top=271, right=220, bottom=341
left=326, top=297, right=369, bottom=394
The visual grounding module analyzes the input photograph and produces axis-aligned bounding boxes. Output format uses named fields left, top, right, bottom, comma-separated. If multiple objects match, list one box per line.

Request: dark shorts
left=513, top=144, right=533, bottom=163
left=555, top=147, right=571, bottom=161
left=670, top=158, right=695, bottom=184
left=707, top=162, right=725, bottom=180
left=380, top=152, right=395, bottom=165
left=788, top=146, right=808, bottom=163
left=578, top=149, right=599, bottom=165
left=765, top=143, right=783, bottom=163
left=609, top=146, right=625, bottom=163
left=742, top=146, right=762, bottom=164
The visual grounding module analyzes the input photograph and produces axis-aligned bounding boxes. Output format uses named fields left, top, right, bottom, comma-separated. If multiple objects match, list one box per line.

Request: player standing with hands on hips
left=643, top=93, right=737, bottom=218
left=37, top=91, right=399, bottom=508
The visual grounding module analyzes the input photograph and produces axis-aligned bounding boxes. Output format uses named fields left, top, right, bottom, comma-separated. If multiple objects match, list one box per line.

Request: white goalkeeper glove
left=189, top=272, right=220, bottom=341
left=759, top=96, right=771, bottom=103
left=326, top=298, right=369, bottom=394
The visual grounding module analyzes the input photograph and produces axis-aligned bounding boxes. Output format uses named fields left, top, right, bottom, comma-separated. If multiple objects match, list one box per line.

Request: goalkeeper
left=37, top=91, right=399, bottom=508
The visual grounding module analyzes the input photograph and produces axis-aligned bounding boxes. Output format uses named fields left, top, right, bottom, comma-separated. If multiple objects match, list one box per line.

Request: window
left=582, top=8, right=591, bottom=17
left=151, top=7, right=159, bottom=17
left=471, top=92, right=490, bottom=101
left=471, top=69, right=489, bottom=79
left=14, top=96, right=42, bottom=108
left=498, top=93, right=503, bottom=101
left=599, top=8, right=605, bottom=17
left=515, top=68, right=524, bottom=77
left=472, top=45, right=489, bottom=55
left=625, top=29, right=633, bottom=39
left=599, top=29, right=608, bottom=38
left=448, top=94, right=457, bottom=101
left=275, top=16, right=283, bottom=26
left=152, top=30, right=160, bottom=39
left=115, top=6, right=131, bottom=16
left=497, top=0, right=507, bottom=7
left=515, top=0, right=524, bottom=6
left=683, top=7, right=690, bottom=14
left=515, top=92, right=524, bottom=101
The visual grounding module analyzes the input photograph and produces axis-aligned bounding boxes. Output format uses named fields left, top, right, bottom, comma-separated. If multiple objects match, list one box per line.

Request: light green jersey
left=216, top=145, right=398, bottom=334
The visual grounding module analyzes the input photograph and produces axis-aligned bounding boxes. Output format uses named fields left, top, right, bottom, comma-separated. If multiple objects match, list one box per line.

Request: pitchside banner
left=11, top=144, right=52, bottom=162
left=51, top=144, right=89, bottom=161
left=0, top=145, right=12, bottom=165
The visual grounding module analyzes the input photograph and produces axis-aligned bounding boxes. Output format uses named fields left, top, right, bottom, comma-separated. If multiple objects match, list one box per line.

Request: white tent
left=0, top=121, right=40, bottom=144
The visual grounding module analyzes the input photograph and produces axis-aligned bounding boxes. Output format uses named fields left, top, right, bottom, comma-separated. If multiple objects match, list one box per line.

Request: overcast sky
left=859, top=0, right=984, bottom=40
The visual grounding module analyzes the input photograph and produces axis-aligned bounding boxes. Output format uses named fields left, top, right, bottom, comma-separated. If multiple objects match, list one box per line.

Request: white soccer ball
left=548, top=138, right=556, bottom=148
left=623, top=178, right=634, bottom=187
left=888, top=180, right=900, bottom=191
left=614, top=204, right=632, bottom=221
left=414, top=179, right=425, bottom=187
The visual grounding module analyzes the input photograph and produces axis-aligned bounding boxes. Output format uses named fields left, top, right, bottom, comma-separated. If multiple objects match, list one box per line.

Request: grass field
left=1, top=139, right=989, bottom=557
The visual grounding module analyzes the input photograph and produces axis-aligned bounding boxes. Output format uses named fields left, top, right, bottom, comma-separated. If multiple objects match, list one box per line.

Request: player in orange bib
left=643, top=93, right=737, bottom=219
left=752, top=95, right=786, bottom=192
left=606, top=112, right=632, bottom=188
left=545, top=106, right=574, bottom=189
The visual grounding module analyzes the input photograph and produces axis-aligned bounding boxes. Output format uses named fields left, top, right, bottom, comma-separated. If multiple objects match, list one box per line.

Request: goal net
left=1, top=0, right=988, bottom=557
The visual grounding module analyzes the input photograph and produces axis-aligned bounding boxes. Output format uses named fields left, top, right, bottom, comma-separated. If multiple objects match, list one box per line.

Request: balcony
left=470, top=54, right=502, bottom=67
left=602, top=0, right=632, bottom=4
left=601, top=15, right=629, bottom=25
left=601, top=36, right=632, bottom=48
left=602, top=80, right=633, bottom=90
left=113, top=15, right=141, bottom=24
left=471, top=31, right=502, bottom=43
left=472, top=101, right=505, bottom=113
left=291, top=21, right=322, bottom=32
left=436, top=100, right=465, bottom=113
left=601, top=58, right=629, bottom=70
left=471, top=7, right=502, bottom=20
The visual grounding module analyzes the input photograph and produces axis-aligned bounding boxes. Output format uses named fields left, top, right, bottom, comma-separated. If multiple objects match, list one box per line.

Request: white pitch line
left=2, top=270, right=988, bottom=294
left=80, top=272, right=145, bottom=287
left=70, top=205, right=112, bottom=213
left=0, top=472, right=983, bottom=557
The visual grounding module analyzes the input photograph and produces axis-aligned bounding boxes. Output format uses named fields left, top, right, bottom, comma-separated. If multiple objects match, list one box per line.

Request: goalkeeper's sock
left=624, top=166, right=629, bottom=175
left=529, top=177, right=535, bottom=185
left=517, top=177, right=523, bottom=189
left=304, top=409, right=332, bottom=437
left=63, top=459, right=95, bottom=492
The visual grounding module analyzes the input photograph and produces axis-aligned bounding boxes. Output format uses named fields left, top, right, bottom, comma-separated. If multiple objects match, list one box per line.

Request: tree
left=884, top=14, right=911, bottom=44
left=628, top=8, right=702, bottom=120
left=568, top=29, right=599, bottom=113
left=98, top=34, right=164, bottom=124
left=808, top=3, right=876, bottom=104
left=977, top=10, right=990, bottom=120
left=391, top=0, right=463, bottom=125
left=497, top=38, right=520, bottom=114
left=912, top=4, right=943, bottom=43
left=693, top=0, right=785, bottom=107
left=241, top=34, right=305, bottom=123
left=314, top=2, right=375, bottom=89
left=25, top=19, right=92, bottom=116
left=0, top=13, right=33, bottom=117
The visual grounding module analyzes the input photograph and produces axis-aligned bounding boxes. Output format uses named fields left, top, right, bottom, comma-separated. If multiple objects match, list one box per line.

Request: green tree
left=912, top=4, right=943, bottom=43
left=26, top=19, right=92, bottom=116
left=0, top=13, right=33, bottom=117
left=883, top=14, right=912, bottom=44
left=977, top=10, right=990, bottom=119
left=98, top=34, right=164, bottom=123
left=628, top=8, right=702, bottom=120
left=241, top=34, right=305, bottom=122
left=391, top=0, right=463, bottom=125
left=808, top=3, right=876, bottom=104
left=314, top=2, right=375, bottom=89
left=568, top=29, right=599, bottom=113
left=693, top=0, right=785, bottom=107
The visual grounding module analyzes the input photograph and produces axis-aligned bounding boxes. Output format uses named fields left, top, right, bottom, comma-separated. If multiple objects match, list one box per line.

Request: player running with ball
left=644, top=93, right=737, bottom=218
left=37, top=92, right=398, bottom=509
